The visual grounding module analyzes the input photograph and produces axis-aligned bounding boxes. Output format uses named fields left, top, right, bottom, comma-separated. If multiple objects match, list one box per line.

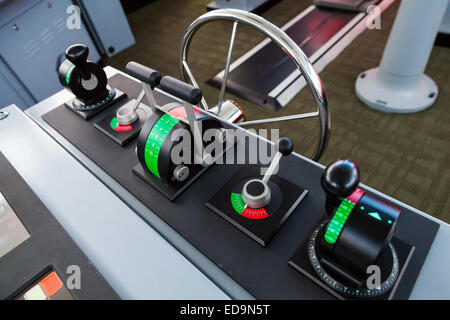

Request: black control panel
left=41, top=44, right=439, bottom=300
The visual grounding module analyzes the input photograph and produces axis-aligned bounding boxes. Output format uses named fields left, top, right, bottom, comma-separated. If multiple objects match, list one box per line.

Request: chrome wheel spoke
left=218, top=20, right=238, bottom=113
left=181, top=60, right=210, bottom=110
left=239, top=111, right=319, bottom=127
left=180, top=9, right=331, bottom=161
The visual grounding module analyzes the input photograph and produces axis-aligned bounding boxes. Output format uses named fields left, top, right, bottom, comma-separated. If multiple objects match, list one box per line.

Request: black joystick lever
left=58, top=43, right=113, bottom=110
left=321, top=158, right=360, bottom=216
left=160, top=76, right=208, bottom=166
left=65, top=44, right=91, bottom=80
left=242, top=138, right=293, bottom=209
left=57, top=43, right=127, bottom=120
left=318, top=159, right=401, bottom=284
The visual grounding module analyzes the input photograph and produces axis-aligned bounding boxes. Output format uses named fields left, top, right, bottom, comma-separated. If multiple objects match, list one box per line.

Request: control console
left=37, top=44, right=439, bottom=300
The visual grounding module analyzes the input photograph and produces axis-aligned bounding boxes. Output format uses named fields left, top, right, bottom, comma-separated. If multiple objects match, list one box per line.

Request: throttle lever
left=160, top=76, right=208, bottom=166
left=242, top=138, right=294, bottom=209
left=116, top=62, right=162, bottom=126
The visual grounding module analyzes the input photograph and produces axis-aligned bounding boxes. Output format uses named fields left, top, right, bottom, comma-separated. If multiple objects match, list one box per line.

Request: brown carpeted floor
left=105, top=0, right=450, bottom=223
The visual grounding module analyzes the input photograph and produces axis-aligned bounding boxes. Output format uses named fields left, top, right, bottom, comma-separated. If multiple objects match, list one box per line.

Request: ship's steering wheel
left=179, top=9, right=331, bottom=161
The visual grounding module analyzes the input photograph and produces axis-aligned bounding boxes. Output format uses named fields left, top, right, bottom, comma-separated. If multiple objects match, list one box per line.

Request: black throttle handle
left=126, top=62, right=162, bottom=89
left=160, top=76, right=202, bottom=105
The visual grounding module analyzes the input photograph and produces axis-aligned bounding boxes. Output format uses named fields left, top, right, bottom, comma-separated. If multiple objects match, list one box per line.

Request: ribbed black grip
left=125, top=62, right=162, bottom=88
left=160, top=76, right=202, bottom=105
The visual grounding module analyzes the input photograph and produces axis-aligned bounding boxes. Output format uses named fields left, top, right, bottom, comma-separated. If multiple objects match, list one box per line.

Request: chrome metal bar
left=183, top=102, right=205, bottom=165
left=133, top=89, right=146, bottom=110
left=262, top=152, right=282, bottom=184
left=218, top=21, right=238, bottom=113
left=182, top=60, right=210, bottom=110
left=142, top=83, right=158, bottom=113
left=239, top=111, right=319, bottom=127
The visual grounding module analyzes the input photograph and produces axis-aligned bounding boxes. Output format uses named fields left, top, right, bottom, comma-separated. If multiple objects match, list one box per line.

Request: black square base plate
left=206, top=165, right=308, bottom=246
left=94, top=101, right=152, bottom=147
left=64, top=88, right=126, bottom=120
left=288, top=220, right=415, bottom=300
left=132, top=162, right=213, bottom=202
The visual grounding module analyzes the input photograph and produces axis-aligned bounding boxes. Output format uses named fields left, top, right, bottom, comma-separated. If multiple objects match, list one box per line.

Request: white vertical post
left=379, top=0, right=447, bottom=78
left=355, top=0, right=448, bottom=113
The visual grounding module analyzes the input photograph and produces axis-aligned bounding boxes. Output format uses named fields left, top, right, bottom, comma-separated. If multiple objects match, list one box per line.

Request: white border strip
left=275, top=0, right=396, bottom=106
left=269, top=12, right=365, bottom=99
left=215, top=5, right=316, bottom=79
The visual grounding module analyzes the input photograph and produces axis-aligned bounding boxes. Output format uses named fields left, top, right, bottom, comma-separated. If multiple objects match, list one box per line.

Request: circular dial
left=110, top=117, right=132, bottom=132
left=111, top=108, right=148, bottom=132
left=72, top=88, right=116, bottom=111
left=308, top=222, right=400, bottom=298
left=230, top=178, right=283, bottom=220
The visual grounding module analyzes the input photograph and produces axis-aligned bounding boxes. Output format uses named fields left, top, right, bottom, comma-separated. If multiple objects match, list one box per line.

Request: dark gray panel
left=0, top=152, right=118, bottom=300
left=41, top=74, right=439, bottom=299
left=0, top=0, right=99, bottom=102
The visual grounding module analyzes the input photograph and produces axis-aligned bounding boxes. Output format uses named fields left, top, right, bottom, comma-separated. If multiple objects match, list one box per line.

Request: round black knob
left=322, top=159, right=359, bottom=199
left=275, top=137, right=293, bottom=156
left=65, top=44, right=90, bottom=79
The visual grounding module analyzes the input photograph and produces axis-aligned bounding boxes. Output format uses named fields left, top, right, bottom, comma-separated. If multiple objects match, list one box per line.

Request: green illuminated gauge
left=137, top=109, right=223, bottom=184
left=309, top=222, right=399, bottom=298
left=323, top=188, right=366, bottom=246
left=231, top=192, right=246, bottom=214
left=143, top=113, right=180, bottom=179
left=110, top=117, right=119, bottom=129
left=324, top=198, right=355, bottom=244
left=66, top=64, right=75, bottom=84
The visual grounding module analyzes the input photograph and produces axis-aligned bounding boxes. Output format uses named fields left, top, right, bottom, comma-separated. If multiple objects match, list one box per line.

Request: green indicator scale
left=136, top=110, right=187, bottom=185
left=66, top=64, right=75, bottom=85
left=110, top=117, right=119, bottom=129
left=135, top=101, right=223, bottom=192
left=231, top=192, right=246, bottom=214
left=143, top=113, right=180, bottom=179
left=324, top=198, right=355, bottom=244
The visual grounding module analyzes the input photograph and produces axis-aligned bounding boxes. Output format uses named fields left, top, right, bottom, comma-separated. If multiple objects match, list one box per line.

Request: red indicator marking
left=168, top=105, right=202, bottom=119
left=39, top=272, right=63, bottom=297
left=241, top=207, right=270, bottom=220
left=347, top=188, right=365, bottom=204
left=114, top=124, right=133, bottom=132
left=111, top=117, right=133, bottom=132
